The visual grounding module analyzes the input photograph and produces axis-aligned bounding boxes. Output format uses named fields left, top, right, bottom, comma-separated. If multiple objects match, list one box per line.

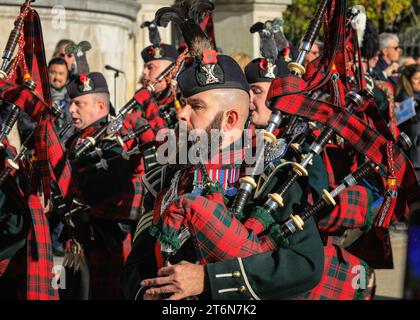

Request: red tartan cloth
left=0, top=7, right=62, bottom=299
left=0, top=148, right=58, bottom=300
left=295, top=244, right=372, bottom=300
left=83, top=233, right=131, bottom=300
left=317, top=145, right=375, bottom=233
left=155, top=191, right=275, bottom=264
left=125, top=89, right=168, bottom=137
left=267, top=77, right=420, bottom=224
left=317, top=185, right=373, bottom=233
left=151, top=146, right=277, bottom=265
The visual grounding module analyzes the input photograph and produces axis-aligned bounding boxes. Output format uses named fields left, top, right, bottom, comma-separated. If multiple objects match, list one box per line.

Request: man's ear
left=97, top=99, right=107, bottom=114
left=381, top=48, right=388, bottom=56
left=223, top=109, right=239, bottom=131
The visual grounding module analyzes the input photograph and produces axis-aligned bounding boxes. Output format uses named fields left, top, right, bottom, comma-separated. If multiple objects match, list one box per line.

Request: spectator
left=230, top=52, right=252, bottom=71
left=373, top=33, right=401, bottom=88
left=303, top=41, right=322, bottom=67
left=52, top=39, right=76, bottom=74
left=400, top=56, right=417, bottom=67
left=396, top=64, right=420, bottom=182
left=48, top=57, right=74, bottom=145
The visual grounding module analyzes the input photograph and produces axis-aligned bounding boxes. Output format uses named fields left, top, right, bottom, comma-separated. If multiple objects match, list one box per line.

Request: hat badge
left=80, top=73, right=92, bottom=92
left=198, top=50, right=223, bottom=85
left=154, top=47, right=163, bottom=59
left=265, top=61, right=276, bottom=79
left=259, top=59, right=276, bottom=79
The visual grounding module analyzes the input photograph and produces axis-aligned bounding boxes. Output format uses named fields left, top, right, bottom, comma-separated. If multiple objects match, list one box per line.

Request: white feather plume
left=350, top=5, right=367, bottom=47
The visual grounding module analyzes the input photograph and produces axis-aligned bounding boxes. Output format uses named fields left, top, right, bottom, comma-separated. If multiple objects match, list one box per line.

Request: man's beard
left=170, top=112, right=225, bottom=167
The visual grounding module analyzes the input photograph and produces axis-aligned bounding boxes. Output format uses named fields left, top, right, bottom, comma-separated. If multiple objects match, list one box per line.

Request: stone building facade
left=0, top=0, right=290, bottom=104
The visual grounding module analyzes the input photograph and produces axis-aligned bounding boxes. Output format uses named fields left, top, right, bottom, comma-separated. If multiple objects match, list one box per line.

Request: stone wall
left=213, top=0, right=291, bottom=57
left=0, top=0, right=290, bottom=147
left=0, top=0, right=140, bottom=106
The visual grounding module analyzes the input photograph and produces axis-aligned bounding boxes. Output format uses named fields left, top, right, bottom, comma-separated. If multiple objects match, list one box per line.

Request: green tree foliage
left=283, top=0, right=413, bottom=45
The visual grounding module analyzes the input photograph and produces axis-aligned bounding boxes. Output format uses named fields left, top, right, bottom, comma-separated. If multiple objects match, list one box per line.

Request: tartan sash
left=0, top=7, right=63, bottom=300
left=266, top=79, right=419, bottom=224
left=295, top=244, right=372, bottom=300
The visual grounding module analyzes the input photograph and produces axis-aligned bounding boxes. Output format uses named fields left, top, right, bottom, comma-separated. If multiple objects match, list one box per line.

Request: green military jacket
left=122, top=148, right=328, bottom=300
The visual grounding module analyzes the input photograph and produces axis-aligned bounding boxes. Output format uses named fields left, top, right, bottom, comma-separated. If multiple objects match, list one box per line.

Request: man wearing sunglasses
left=373, top=33, right=401, bottom=89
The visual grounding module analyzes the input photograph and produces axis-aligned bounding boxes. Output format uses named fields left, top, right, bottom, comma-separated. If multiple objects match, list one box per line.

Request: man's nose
left=177, top=104, right=191, bottom=123
left=69, top=102, right=76, bottom=114
left=249, top=90, right=255, bottom=102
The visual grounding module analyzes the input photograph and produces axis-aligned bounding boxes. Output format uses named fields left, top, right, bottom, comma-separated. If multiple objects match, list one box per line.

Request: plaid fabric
left=153, top=191, right=275, bottom=265
left=318, top=145, right=375, bottom=233
left=303, top=0, right=348, bottom=93
left=317, top=185, right=374, bottom=233
left=0, top=7, right=63, bottom=300
left=150, top=146, right=279, bottom=265
left=126, top=88, right=168, bottom=136
left=0, top=154, right=58, bottom=299
left=266, top=79, right=419, bottom=222
left=0, top=260, right=11, bottom=277
left=83, top=233, right=131, bottom=300
left=26, top=193, right=57, bottom=300
left=295, top=244, right=372, bottom=300
left=23, top=9, right=52, bottom=106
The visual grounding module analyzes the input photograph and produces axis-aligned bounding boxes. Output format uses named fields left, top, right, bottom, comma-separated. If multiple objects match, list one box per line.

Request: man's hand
left=141, top=261, right=206, bottom=300
left=384, top=62, right=399, bottom=77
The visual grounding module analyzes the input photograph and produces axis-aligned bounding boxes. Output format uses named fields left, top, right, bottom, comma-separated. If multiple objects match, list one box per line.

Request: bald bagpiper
left=122, top=1, right=324, bottom=300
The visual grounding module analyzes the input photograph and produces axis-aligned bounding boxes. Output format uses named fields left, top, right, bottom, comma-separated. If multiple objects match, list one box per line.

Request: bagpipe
left=76, top=124, right=153, bottom=174
left=0, top=0, right=75, bottom=300
left=231, top=3, right=328, bottom=216
left=0, top=0, right=37, bottom=145
left=70, top=55, right=185, bottom=161
left=150, top=0, right=420, bottom=267
left=0, top=0, right=73, bottom=201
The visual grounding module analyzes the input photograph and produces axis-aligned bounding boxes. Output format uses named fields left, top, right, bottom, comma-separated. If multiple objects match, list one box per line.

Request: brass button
left=233, top=271, right=241, bottom=278
left=238, top=286, right=247, bottom=293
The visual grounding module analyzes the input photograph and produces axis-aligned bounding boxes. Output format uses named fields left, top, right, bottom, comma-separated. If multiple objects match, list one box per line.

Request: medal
left=191, top=187, right=203, bottom=195
left=225, top=186, right=237, bottom=197
left=265, top=138, right=288, bottom=164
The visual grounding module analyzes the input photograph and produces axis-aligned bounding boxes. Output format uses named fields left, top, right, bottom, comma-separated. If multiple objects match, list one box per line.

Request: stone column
left=0, top=0, right=141, bottom=104
left=0, top=0, right=140, bottom=147
left=213, top=0, right=291, bottom=58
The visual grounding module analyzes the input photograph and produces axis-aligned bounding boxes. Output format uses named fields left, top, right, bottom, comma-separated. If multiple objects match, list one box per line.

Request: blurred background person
left=303, top=40, right=322, bottom=68
left=52, top=39, right=76, bottom=77
left=400, top=56, right=417, bottom=67
left=231, top=52, right=252, bottom=71
left=373, top=33, right=401, bottom=89
left=396, top=64, right=420, bottom=182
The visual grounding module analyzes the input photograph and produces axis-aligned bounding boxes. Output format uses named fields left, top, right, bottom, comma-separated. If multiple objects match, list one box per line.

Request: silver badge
left=154, top=47, right=163, bottom=59
left=264, top=62, right=276, bottom=79
left=106, top=117, right=123, bottom=135
left=202, top=64, right=221, bottom=84
left=82, top=78, right=92, bottom=92
left=293, top=122, right=309, bottom=136
left=264, top=138, right=288, bottom=164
